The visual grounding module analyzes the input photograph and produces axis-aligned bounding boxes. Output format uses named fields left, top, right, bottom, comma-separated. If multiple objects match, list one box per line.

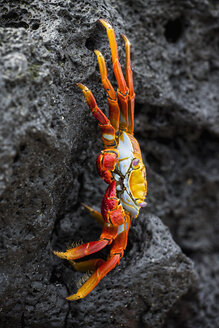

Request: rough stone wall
left=0, top=1, right=218, bottom=327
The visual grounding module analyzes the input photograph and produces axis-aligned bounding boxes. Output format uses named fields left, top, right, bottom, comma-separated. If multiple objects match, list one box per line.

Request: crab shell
left=112, top=131, right=147, bottom=218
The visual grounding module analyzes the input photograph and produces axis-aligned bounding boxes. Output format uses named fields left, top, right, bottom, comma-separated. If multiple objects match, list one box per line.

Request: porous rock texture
left=0, top=1, right=218, bottom=328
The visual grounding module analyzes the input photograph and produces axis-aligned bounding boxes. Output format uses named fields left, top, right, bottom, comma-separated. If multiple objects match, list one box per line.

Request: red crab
left=54, top=19, right=147, bottom=300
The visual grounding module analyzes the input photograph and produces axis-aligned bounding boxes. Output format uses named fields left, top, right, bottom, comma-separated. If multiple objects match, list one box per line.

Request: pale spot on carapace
left=103, top=134, right=115, bottom=140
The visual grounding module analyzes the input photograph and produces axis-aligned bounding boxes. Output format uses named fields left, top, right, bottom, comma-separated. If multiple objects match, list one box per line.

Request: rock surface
left=0, top=0, right=218, bottom=327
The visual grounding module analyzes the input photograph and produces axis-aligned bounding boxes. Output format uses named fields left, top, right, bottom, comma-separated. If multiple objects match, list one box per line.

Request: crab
left=54, top=19, right=147, bottom=300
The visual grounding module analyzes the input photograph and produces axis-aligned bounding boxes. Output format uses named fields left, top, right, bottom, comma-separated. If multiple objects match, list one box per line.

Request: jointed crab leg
left=69, top=258, right=105, bottom=272
left=77, top=83, right=116, bottom=147
left=94, top=50, right=120, bottom=132
left=77, top=83, right=108, bottom=125
left=82, top=203, right=104, bottom=226
left=110, top=214, right=132, bottom=257
left=99, top=19, right=127, bottom=95
left=121, top=34, right=135, bottom=135
left=94, top=50, right=117, bottom=101
left=53, top=223, right=119, bottom=260
left=53, top=240, right=108, bottom=260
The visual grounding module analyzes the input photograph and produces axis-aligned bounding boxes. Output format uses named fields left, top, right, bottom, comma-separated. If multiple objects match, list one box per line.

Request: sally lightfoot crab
left=54, top=19, right=147, bottom=300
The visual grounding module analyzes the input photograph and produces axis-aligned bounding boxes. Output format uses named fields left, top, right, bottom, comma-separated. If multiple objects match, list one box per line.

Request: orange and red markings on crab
left=101, top=180, right=126, bottom=225
left=53, top=19, right=147, bottom=300
left=96, top=149, right=118, bottom=184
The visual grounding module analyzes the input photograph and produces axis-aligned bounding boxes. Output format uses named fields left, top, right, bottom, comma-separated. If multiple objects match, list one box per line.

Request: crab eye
left=139, top=201, right=147, bottom=208
left=136, top=199, right=147, bottom=207
left=132, top=158, right=139, bottom=168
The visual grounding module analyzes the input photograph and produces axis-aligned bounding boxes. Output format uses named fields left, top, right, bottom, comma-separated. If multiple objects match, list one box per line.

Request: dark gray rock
left=0, top=0, right=218, bottom=327
left=165, top=254, right=219, bottom=328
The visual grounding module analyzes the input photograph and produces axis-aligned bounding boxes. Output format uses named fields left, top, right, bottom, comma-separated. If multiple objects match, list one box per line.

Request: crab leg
left=66, top=254, right=120, bottom=300
left=94, top=50, right=120, bottom=132
left=121, top=34, right=135, bottom=135
left=66, top=215, right=131, bottom=300
left=53, top=223, right=118, bottom=260
left=77, top=83, right=116, bottom=147
left=110, top=214, right=132, bottom=258
left=99, top=19, right=129, bottom=131
left=99, top=19, right=127, bottom=95
left=82, top=203, right=104, bottom=226
left=53, top=240, right=108, bottom=261
left=69, top=258, right=105, bottom=272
